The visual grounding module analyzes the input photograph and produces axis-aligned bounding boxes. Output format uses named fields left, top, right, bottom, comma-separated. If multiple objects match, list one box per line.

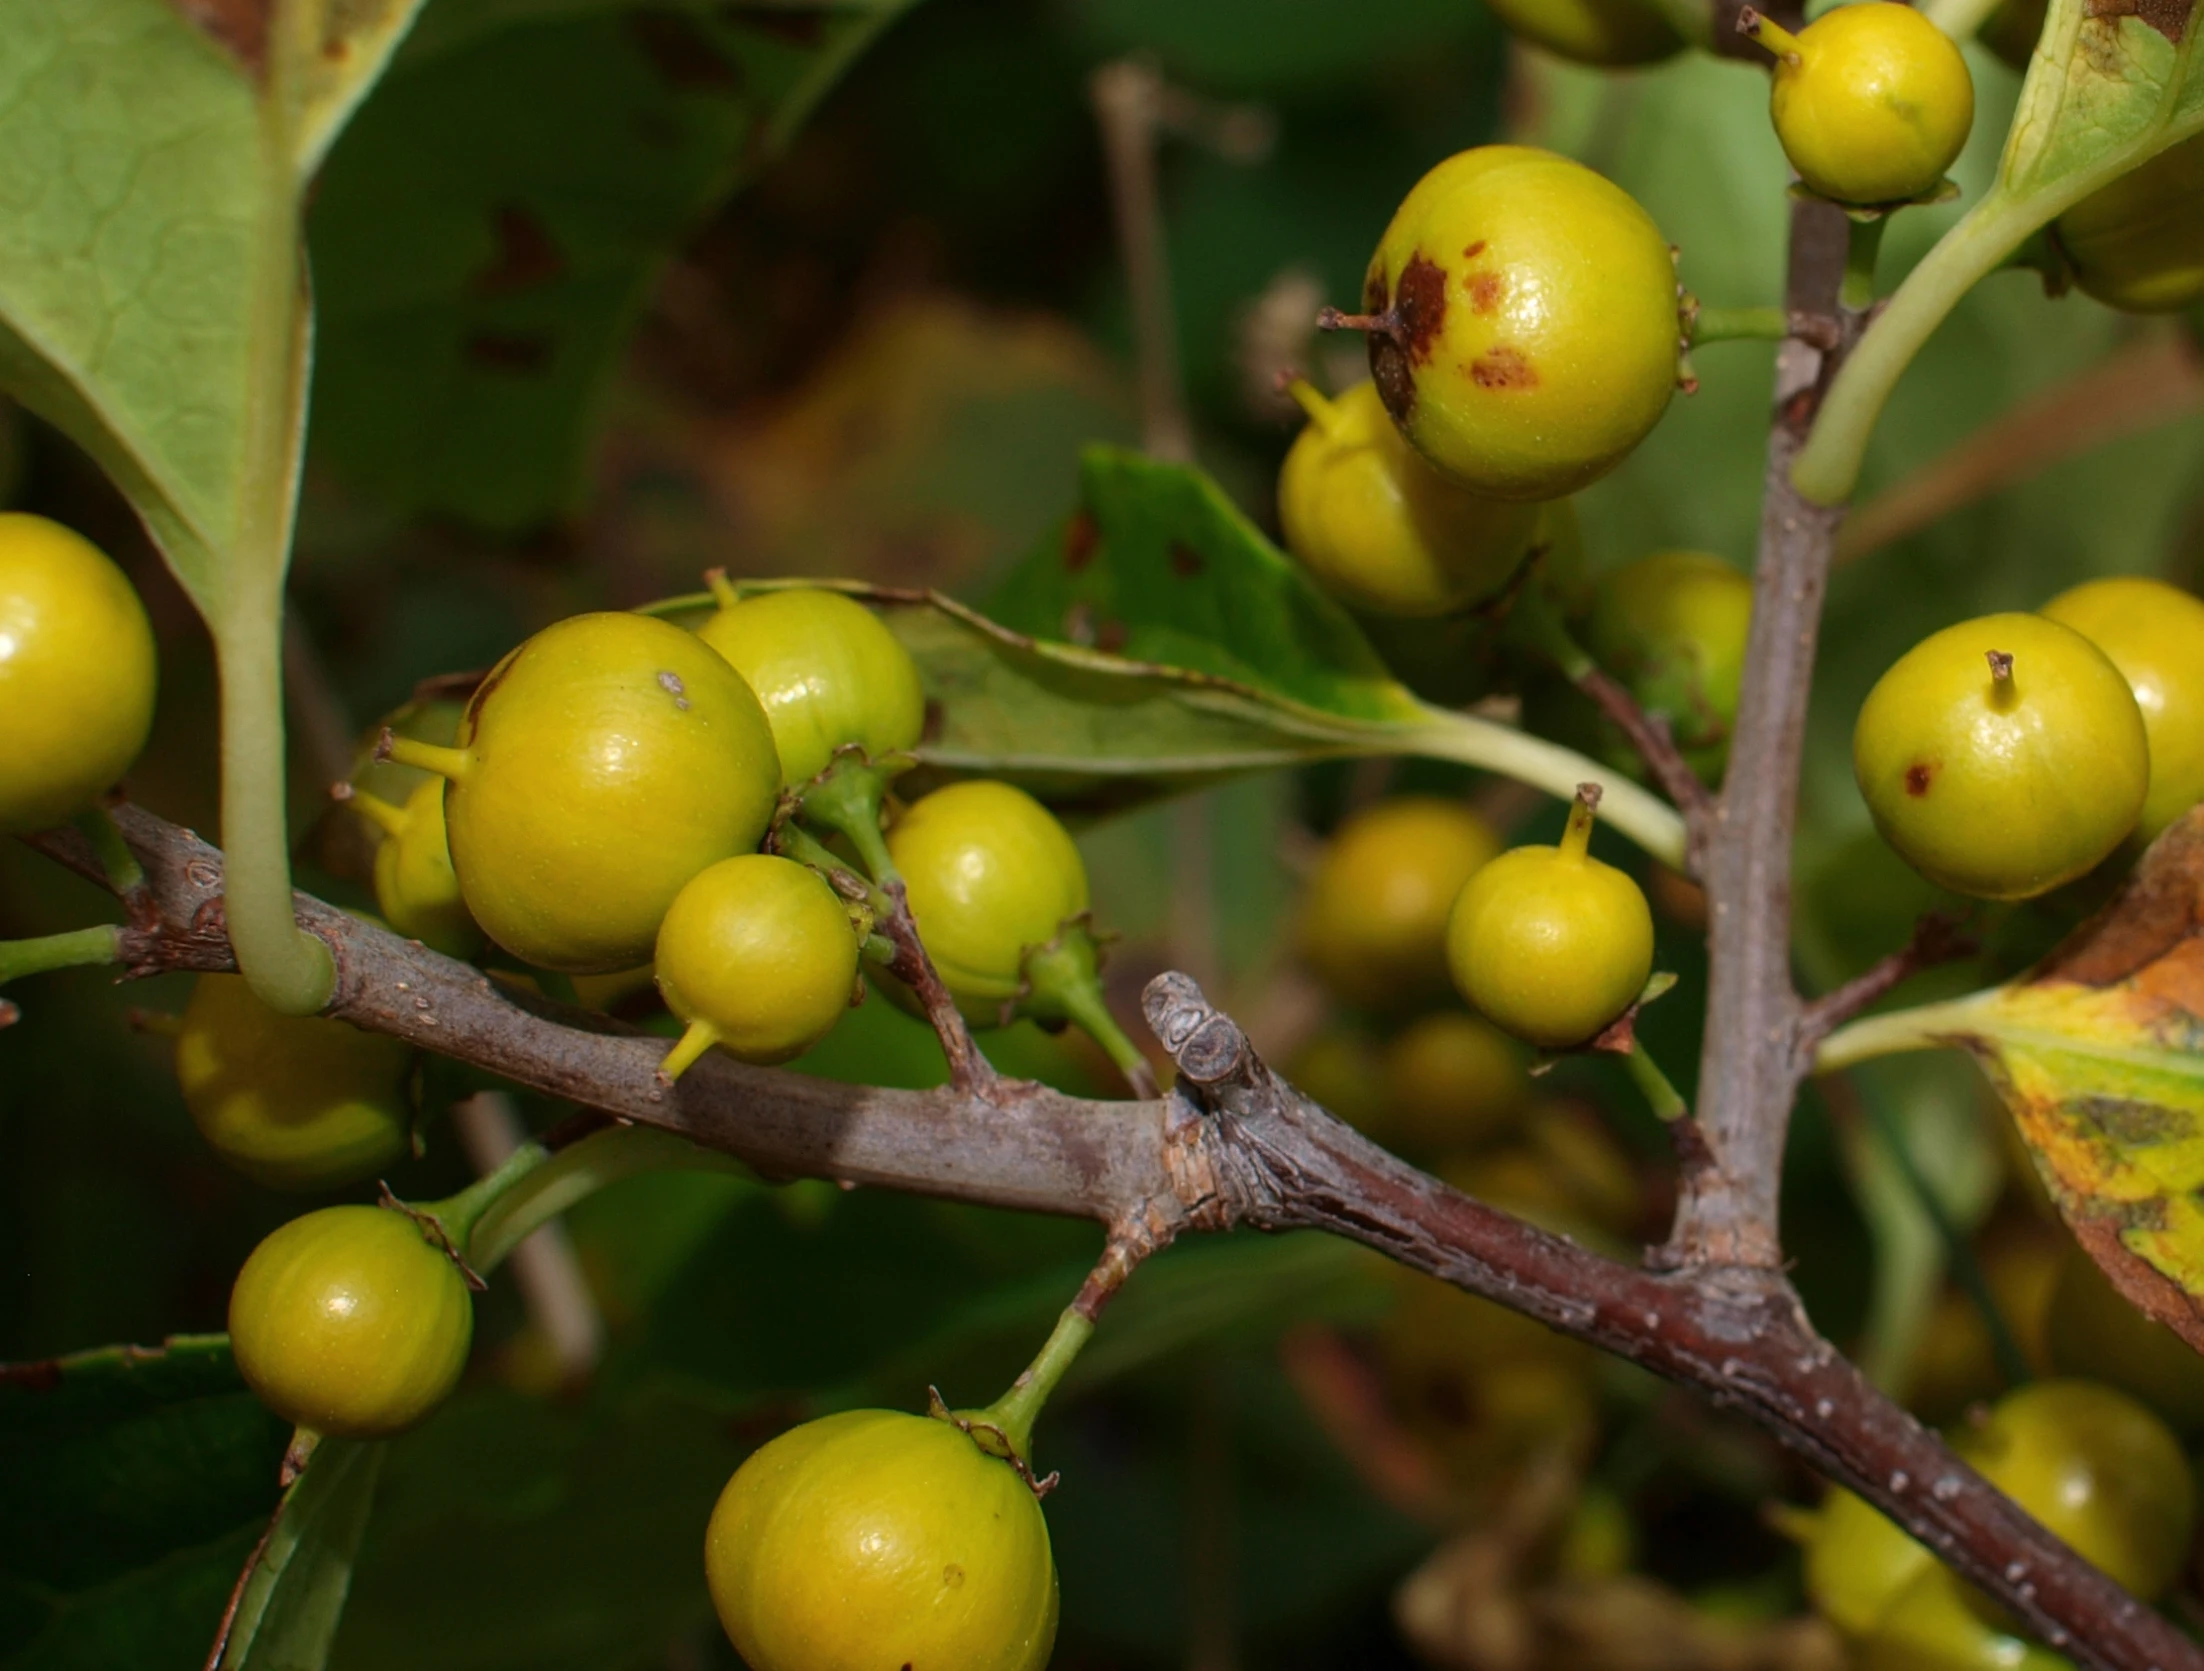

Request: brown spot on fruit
left=470, top=207, right=567, bottom=299
left=942, top=1563, right=966, bottom=1588
left=625, top=10, right=743, bottom=90
left=1905, top=762, right=1935, bottom=797
left=166, top=0, right=268, bottom=70
left=1463, top=240, right=1488, bottom=259
left=1469, top=346, right=1537, bottom=391
left=1169, top=541, right=1203, bottom=578
left=656, top=670, right=691, bottom=712
left=465, top=332, right=554, bottom=374
left=1063, top=511, right=1100, bottom=572
left=1367, top=253, right=1447, bottom=425
left=1467, top=270, right=1504, bottom=316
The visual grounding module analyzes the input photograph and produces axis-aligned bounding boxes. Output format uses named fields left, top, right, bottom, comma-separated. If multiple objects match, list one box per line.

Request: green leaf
left=1816, top=807, right=2204, bottom=1358
left=213, top=1439, right=385, bottom=1671
left=1795, top=0, right=2204, bottom=503
left=0, top=1336, right=288, bottom=1671
left=307, top=0, right=917, bottom=531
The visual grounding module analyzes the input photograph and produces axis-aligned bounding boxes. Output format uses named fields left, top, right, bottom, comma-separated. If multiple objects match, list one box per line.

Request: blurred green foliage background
left=3, top=0, right=2201, bottom=1666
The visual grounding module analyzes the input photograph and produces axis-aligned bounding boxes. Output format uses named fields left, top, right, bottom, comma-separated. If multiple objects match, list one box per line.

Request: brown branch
left=1795, top=912, right=1977, bottom=1061
left=1574, top=663, right=1714, bottom=864
left=19, top=806, right=2198, bottom=1671
left=1669, top=196, right=1850, bottom=1268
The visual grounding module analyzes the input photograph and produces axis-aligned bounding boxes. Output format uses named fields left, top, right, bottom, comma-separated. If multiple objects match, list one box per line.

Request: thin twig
left=17, top=808, right=2198, bottom=1671
left=1795, top=913, right=1977, bottom=1061
left=1574, top=664, right=1714, bottom=855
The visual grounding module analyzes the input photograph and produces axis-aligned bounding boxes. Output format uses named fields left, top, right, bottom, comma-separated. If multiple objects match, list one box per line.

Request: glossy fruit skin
left=1278, top=381, right=1543, bottom=617
left=1376, top=1011, right=1529, bottom=1156
left=1299, top=797, right=1501, bottom=1012
left=2040, top=576, right=2204, bottom=841
left=2053, top=134, right=2204, bottom=314
left=1445, top=828, right=1654, bottom=1049
left=887, top=781, right=1089, bottom=1018
left=1804, top=1485, right=1935, bottom=1639
left=441, top=613, right=781, bottom=972
left=1764, top=4, right=1974, bottom=208
left=2044, top=1247, right=2204, bottom=1437
left=1586, top=551, right=1753, bottom=783
left=0, top=513, right=158, bottom=835
left=1969, top=1380, right=2194, bottom=1601
left=1484, top=0, right=1683, bottom=66
left=176, top=975, right=413, bottom=1190
left=1853, top=1565, right=2070, bottom=1671
left=1853, top=612, right=2147, bottom=900
left=697, top=587, right=926, bottom=788
left=655, top=855, right=859, bottom=1065
left=363, top=780, right=483, bottom=959
left=228, top=1204, right=472, bottom=1437
left=704, top=1409, right=1057, bottom=1671
left=1358, top=146, right=1679, bottom=501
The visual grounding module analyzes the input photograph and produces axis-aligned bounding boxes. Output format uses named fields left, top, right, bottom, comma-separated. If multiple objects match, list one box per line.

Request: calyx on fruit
left=1742, top=3, right=1974, bottom=209
left=381, top=612, right=782, bottom=973
left=228, top=1202, right=474, bottom=1438
left=1325, top=145, right=1682, bottom=502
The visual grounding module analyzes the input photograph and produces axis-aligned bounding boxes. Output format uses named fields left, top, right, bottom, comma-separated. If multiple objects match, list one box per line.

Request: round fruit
left=1445, top=789, right=1654, bottom=1049
left=227, top=1203, right=473, bottom=1437
left=2045, top=1247, right=2204, bottom=1438
left=1852, top=612, right=2148, bottom=899
left=0, top=513, right=158, bottom=835
left=1283, top=1023, right=1387, bottom=1135
left=704, top=1408, right=1057, bottom=1671
left=887, top=781, right=1089, bottom=1020
left=1968, top=1379, right=2194, bottom=1601
left=175, top=974, right=413, bottom=1190
left=1276, top=379, right=1543, bottom=618
left=383, top=612, right=781, bottom=973
left=1803, top=1485, right=1934, bottom=1639
left=1853, top=1565, right=2070, bottom=1671
left=341, top=779, right=483, bottom=959
left=1298, top=797, right=1501, bottom=1012
left=1344, top=145, right=1680, bottom=501
left=1748, top=4, right=1974, bottom=208
left=653, top=854, right=860, bottom=1080
left=2040, top=575, right=2204, bottom=841
left=1585, top=550, right=1753, bottom=783
left=2053, top=134, right=2204, bottom=314
left=696, top=582, right=927, bottom=789
left=1376, top=1010, right=1529, bottom=1156
left=1484, top=0, right=1683, bottom=67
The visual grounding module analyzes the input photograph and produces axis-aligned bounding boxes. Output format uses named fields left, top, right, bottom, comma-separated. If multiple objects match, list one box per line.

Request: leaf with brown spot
left=1823, top=806, right=2204, bottom=1353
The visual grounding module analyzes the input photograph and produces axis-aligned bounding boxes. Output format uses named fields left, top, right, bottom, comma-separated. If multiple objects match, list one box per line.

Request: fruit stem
left=968, top=1303, right=1098, bottom=1467
left=1809, top=991, right=1992, bottom=1073
left=71, top=807, right=144, bottom=895
left=1735, top=6, right=1802, bottom=62
left=1686, top=306, right=1791, bottom=346
left=1560, top=782, right=1603, bottom=862
left=1315, top=305, right=1401, bottom=345
left=377, top=733, right=472, bottom=783
left=1623, top=1037, right=1688, bottom=1123
left=657, top=1019, right=720, bottom=1085
left=703, top=567, right=742, bottom=612
left=1841, top=214, right=1887, bottom=314
left=331, top=781, right=407, bottom=840
left=1024, top=930, right=1161, bottom=1099
left=1985, top=649, right=2014, bottom=685
left=0, top=925, right=123, bottom=993
left=1281, top=377, right=1339, bottom=436
left=1503, top=584, right=1594, bottom=682
left=796, top=758, right=901, bottom=886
